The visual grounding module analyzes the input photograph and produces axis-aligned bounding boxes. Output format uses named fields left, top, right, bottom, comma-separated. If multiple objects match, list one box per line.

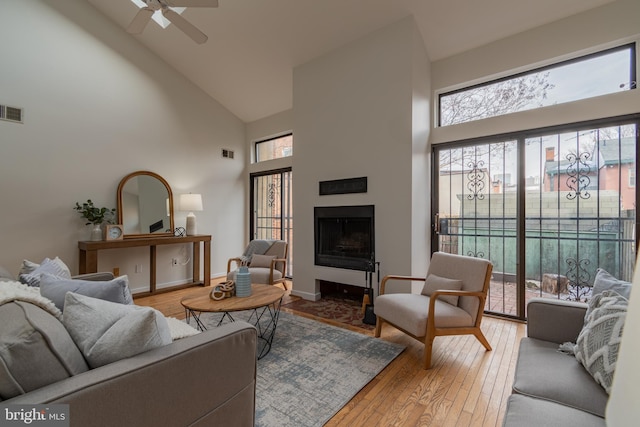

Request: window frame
left=254, top=132, right=293, bottom=163
left=437, top=43, right=637, bottom=127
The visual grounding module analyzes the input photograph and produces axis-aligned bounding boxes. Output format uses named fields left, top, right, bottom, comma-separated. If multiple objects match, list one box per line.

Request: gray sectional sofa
left=503, top=298, right=608, bottom=426
left=0, top=270, right=258, bottom=427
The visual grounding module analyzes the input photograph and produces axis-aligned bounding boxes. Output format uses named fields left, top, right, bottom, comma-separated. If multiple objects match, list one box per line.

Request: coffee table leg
left=186, top=309, right=207, bottom=331
left=250, top=297, right=282, bottom=359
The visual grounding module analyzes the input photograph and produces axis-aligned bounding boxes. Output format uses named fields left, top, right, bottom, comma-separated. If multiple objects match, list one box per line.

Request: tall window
left=439, top=44, right=636, bottom=127
left=255, top=133, right=293, bottom=162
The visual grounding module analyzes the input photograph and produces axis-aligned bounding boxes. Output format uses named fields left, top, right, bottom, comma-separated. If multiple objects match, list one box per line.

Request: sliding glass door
left=433, top=117, right=638, bottom=319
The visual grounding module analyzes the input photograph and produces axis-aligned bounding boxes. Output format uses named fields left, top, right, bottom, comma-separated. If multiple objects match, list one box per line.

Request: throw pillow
left=18, top=259, right=40, bottom=275
left=62, top=293, right=172, bottom=368
left=421, top=274, right=463, bottom=306
left=585, top=269, right=632, bottom=320
left=40, top=274, right=134, bottom=312
left=0, top=301, right=89, bottom=400
left=574, top=290, right=627, bottom=394
left=18, top=257, right=71, bottom=287
left=250, top=254, right=276, bottom=268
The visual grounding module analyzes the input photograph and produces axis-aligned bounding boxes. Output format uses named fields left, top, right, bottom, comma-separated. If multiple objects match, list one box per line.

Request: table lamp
left=180, top=193, right=203, bottom=236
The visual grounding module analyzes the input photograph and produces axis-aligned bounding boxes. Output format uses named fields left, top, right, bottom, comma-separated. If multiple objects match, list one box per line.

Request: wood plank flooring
left=135, top=280, right=525, bottom=427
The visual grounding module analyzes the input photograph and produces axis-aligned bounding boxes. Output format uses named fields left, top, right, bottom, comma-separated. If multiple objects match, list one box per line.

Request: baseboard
left=290, top=289, right=321, bottom=301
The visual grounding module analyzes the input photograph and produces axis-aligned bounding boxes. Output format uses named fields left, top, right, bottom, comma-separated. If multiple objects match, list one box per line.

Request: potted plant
left=74, top=199, right=116, bottom=241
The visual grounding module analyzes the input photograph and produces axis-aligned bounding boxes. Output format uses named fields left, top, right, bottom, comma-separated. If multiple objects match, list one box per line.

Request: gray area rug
left=192, top=310, right=405, bottom=427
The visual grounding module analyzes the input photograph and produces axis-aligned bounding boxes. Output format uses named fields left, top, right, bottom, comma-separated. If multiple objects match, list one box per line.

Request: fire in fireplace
left=314, top=205, right=375, bottom=271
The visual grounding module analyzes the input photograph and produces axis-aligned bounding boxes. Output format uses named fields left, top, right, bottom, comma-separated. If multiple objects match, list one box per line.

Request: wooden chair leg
left=374, top=317, right=383, bottom=337
left=423, top=337, right=434, bottom=370
left=474, top=329, right=492, bottom=351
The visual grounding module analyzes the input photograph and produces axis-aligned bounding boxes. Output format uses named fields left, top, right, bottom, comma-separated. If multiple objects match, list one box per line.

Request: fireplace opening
left=314, top=205, right=375, bottom=271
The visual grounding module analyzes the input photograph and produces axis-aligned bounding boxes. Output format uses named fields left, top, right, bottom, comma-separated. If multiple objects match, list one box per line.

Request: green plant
left=74, top=199, right=116, bottom=225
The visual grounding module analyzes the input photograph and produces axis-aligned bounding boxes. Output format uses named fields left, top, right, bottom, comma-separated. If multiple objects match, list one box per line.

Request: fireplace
left=314, top=205, right=375, bottom=271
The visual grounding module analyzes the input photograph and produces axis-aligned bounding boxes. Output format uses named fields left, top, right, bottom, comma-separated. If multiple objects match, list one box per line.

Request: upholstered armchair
left=226, top=239, right=289, bottom=289
left=374, top=252, right=493, bottom=369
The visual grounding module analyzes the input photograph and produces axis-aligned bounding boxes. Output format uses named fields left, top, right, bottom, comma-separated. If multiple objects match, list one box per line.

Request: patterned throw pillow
left=574, top=290, right=628, bottom=394
left=18, top=257, right=71, bottom=287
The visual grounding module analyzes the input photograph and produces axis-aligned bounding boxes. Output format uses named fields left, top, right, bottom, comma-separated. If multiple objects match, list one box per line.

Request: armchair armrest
left=379, top=275, right=425, bottom=295
left=227, top=257, right=243, bottom=273
left=268, top=258, right=287, bottom=284
left=526, top=298, right=587, bottom=344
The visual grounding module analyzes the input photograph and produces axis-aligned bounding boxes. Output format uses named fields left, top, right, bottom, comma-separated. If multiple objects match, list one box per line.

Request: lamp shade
left=179, top=193, right=203, bottom=212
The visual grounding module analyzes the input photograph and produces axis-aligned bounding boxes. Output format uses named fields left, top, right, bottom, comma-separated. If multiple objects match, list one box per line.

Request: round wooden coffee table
left=180, top=284, right=285, bottom=359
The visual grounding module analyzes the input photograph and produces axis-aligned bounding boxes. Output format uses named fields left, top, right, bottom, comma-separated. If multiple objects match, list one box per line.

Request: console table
left=78, top=234, right=211, bottom=295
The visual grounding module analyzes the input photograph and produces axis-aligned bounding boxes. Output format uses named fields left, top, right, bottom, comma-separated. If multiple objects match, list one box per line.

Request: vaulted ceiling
left=87, top=0, right=614, bottom=123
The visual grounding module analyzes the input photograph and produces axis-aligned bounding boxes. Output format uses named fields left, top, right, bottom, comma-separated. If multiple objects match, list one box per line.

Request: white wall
left=430, top=0, right=640, bottom=145
left=292, top=17, right=430, bottom=300
left=0, top=0, right=246, bottom=293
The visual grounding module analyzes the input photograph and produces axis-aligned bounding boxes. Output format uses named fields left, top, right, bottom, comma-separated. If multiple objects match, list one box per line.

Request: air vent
left=222, top=149, right=234, bottom=159
left=0, top=105, right=23, bottom=123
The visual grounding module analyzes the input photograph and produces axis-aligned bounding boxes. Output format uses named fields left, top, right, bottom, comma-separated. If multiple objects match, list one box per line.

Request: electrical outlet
left=135, top=264, right=142, bottom=273
left=172, top=258, right=178, bottom=266
left=113, top=267, right=120, bottom=276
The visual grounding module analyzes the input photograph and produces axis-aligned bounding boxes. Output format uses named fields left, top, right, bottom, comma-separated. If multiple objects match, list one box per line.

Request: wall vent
left=222, top=149, right=234, bottom=159
left=0, top=105, right=23, bottom=123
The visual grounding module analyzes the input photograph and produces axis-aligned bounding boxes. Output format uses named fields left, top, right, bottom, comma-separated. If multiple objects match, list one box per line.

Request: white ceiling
left=86, top=0, right=614, bottom=123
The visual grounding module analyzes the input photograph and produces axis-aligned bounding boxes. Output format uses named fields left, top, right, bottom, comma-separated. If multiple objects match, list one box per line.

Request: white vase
left=90, top=223, right=103, bottom=241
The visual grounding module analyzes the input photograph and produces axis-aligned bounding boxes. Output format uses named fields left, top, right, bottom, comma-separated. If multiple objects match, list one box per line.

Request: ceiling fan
left=127, top=0, right=218, bottom=44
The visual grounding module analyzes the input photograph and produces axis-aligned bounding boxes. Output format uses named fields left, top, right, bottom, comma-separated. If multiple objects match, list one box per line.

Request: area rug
left=282, top=294, right=376, bottom=330
left=192, top=310, right=404, bottom=427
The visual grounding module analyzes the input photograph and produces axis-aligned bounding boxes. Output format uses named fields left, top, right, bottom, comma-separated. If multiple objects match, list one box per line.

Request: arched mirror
left=117, top=171, right=174, bottom=238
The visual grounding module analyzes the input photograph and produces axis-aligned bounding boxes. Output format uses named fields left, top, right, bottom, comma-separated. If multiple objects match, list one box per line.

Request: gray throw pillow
left=18, top=259, right=40, bottom=275
left=575, top=290, right=627, bottom=394
left=0, top=301, right=88, bottom=400
left=593, top=268, right=632, bottom=298
left=40, top=274, right=133, bottom=312
left=62, top=293, right=172, bottom=369
left=250, top=254, right=276, bottom=268
left=18, top=257, right=71, bottom=287
left=421, top=273, right=463, bottom=306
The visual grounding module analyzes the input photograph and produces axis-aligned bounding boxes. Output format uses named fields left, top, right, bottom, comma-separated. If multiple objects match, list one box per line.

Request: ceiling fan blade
left=162, top=8, right=208, bottom=44
left=164, top=0, right=218, bottom=7
left=127, top=7, right=154, bottom=34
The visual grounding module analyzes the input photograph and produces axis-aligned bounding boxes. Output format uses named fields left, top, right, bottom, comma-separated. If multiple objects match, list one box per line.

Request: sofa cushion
left=18, top=257, right=71, bottom=287
left=62, top=293, right=172, bottom=368
left=513, top=337, right=609, bottom=417
left=0, top=301, right=89, bottom=400
left=592, top=268, right=632, bottom=299
left=374, top=293, right=472, bottom=337
left=421, top=274, right=463, bottom=306
left=40, top=273, right=133, bottom=311
left=503, top=394, right=605, bottom=427
left=575, top=290, right=627, bottom=394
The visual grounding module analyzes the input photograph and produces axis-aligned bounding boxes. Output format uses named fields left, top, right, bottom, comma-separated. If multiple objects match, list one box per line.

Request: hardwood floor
left=135, top=280, right=525, bottom=427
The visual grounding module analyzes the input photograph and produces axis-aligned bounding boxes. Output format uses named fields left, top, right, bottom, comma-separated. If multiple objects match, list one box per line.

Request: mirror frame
left=117, top=171, right=174, bottom=239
